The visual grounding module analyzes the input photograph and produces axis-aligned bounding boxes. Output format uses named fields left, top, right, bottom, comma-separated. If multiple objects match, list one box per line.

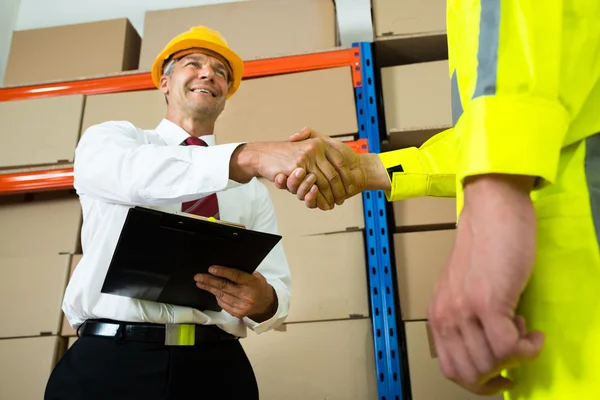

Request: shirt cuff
left=191, top=142, right=247, bottom=193
left=243, top=279, right=289, bottom=335
left=456, top=95, right=570, bottom=188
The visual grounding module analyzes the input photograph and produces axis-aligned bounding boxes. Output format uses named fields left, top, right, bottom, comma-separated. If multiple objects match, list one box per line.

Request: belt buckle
left=165, top=324, right=195, bottom=346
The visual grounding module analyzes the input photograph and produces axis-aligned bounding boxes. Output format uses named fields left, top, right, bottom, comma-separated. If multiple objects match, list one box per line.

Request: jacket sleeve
left=378, top=128, right=457, bottom=202
left=448, top=0, right=570, bottom=189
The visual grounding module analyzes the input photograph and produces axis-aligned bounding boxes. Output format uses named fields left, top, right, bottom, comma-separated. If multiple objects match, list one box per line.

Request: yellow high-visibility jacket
left=380, top=0, right=600, bottom=209
left=378, top=1, right=600, bottom=399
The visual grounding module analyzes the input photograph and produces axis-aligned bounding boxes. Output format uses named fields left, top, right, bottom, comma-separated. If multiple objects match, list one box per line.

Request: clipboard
left=100, top=206, right=282, bottom=312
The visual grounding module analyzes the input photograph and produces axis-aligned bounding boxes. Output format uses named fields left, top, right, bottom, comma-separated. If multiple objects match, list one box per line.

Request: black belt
left=78, top=319, right=238, bottom=346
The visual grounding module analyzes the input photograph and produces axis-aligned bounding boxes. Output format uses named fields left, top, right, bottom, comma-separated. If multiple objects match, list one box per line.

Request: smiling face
left=159, top=51, right=231, bottom=122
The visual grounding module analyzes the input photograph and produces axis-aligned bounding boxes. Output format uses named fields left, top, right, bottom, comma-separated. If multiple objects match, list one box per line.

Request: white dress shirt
left=62, top=118, right=292, bottom=337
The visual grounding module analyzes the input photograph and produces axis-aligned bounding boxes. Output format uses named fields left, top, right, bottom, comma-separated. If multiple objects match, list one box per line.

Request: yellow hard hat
left=151, top=26, right=244, bottom=99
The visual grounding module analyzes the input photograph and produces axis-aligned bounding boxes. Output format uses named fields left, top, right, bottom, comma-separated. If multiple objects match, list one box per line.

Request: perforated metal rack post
left=353, top=42, right=403, bottom=400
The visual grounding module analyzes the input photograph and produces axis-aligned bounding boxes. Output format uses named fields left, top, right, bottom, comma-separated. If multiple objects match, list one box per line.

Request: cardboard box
left=0, top=336, right=64, bottom=400
left=215, top=67, right=358, bottom=144
left=282, top=231, right=369, bottom=322
left=68, top=336, right=78, bottom=349
left=0, top=192, right=81, bottom=258
left=61, top=254, right=83, bottom=337
left=381, top=60, right=452, bottom=141
left=393, top=229, right=455, bottom=320
left=4, top=18, right=140, bottom=86
left=0, top=254, right=71, bottom=338
left=393, top=197, right=457, bottom=229
left=241, top=318, right=377, bottom=399
left=372, top=0, right=446, bottom=38
left=139, top=0, right=337, bottom=69
left=259, top=179, right=364, bottom=236
left=81, top=90, right=165, bottom=133
left=406, top=321, right=504, bottom=400
left=0, top=95, right=84, bottom=169
left=81, top=67, right=357, bottom=145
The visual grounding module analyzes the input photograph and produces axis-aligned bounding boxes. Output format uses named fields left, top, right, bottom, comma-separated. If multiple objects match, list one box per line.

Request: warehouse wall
left=0, top=0, right=20, bottom=84
left=0, top=0, right=245, bottom=84
left=0, top=0, right=373, bottom=85
left=14, top=0, right=246, bottom=33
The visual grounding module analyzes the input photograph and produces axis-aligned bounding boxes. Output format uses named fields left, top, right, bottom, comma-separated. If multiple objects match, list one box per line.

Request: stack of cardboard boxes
left=0, top=14, right=133, bottom=400
left=0, top=192, right=82, bottom=399
left=373, top=2, right=504, bottom=399
left=0, top=0, right=380, bottom=398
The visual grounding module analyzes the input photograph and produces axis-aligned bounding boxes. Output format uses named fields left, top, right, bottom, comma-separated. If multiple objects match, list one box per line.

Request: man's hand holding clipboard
left=194, top=266, right=277, bottom=322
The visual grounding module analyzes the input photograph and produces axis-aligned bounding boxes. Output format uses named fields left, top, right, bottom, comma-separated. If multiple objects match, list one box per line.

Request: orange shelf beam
left=0, top=168, right=75, bottom=194
left=0, top=139, right=368, bottom=195
left=0, top=47, right=365, bottom=194
left=0, top=48, right=359, bottom=102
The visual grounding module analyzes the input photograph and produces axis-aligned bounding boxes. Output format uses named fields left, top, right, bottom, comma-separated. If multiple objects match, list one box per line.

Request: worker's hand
left=273, top=128, right=369, bottom=209
left=427, top=174, right=545, bottom=395
left=231, top=130, right=357, bottom=210
left=194, top=266, right=277, bottom=322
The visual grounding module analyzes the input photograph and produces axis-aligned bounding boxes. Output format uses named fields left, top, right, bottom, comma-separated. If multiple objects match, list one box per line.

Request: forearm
left=462, top=173, right=537, bottom=284
left=359, top=153, right=391, bottom=191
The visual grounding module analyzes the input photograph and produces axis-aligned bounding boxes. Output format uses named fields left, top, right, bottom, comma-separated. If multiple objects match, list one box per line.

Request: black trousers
left=44, top=334, right=259, bottom=400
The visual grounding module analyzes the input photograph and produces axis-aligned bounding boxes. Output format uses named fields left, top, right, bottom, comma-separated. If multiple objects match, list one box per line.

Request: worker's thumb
left=289, top=127, right=327, bottom=142
left=515, top=330, right=545, bottom=361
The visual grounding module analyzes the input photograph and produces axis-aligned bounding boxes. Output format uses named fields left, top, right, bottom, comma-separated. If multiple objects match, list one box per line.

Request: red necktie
left=181, top=136, right=220, bottom=220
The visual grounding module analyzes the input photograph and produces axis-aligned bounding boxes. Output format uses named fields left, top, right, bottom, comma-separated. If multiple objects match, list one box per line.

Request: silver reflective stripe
left=585, top=133, right=600, bottom=249
left=473, top=0, right=501, bottom=98
left=451, top=70, right=464, bottom=126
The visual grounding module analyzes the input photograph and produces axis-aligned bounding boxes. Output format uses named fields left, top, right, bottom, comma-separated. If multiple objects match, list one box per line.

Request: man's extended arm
left=75, top=121, right=356, bottom=209
left=278, top=127, right=457, bottom=208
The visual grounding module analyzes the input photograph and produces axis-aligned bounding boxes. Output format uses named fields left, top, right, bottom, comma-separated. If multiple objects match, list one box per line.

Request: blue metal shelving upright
left=353, top=41, right=404, bottom=400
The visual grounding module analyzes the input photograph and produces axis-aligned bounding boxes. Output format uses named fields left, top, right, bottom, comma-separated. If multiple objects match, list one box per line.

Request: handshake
left=231, top=127, right=391, bottom=211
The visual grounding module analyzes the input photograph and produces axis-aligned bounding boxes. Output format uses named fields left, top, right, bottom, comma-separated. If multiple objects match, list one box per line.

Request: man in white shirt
left=44, top=26, right=357, bottom=400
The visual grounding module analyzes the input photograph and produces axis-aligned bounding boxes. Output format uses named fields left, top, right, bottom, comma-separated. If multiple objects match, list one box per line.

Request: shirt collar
left=155, top=118, right=215, bottom=146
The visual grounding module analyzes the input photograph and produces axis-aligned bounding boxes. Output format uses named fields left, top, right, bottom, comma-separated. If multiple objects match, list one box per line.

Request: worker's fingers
left=483, top=314, right=545, bottom=365
left=316, top=190, right=333, bottom=211
left=289, top=127, right=326, bottom=143
left=460, top=317, right=498, bottom=378
left=431, top=328, right=458, bottom=384
left=304, top=185, right=318, bottom=209
left=281, top=168, right=306, bottom=194
left=315, top=158, right=345, bottom=206
left=274, top=173, right=288, bottom=190
left=312, top=167, right=335, bottom=209
left=446, top=331, right=481, bottom=387
left=514, top=315, right=527, bottom=337
left=474, top=375, right=514, bottom=396
left=294, top=173, right=317, bottom=200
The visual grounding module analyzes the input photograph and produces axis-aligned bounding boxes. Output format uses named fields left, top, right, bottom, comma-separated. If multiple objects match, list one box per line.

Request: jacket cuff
left=456, top=95, right=569, bottom=188
left=379, top=148, right=428, bottom=201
